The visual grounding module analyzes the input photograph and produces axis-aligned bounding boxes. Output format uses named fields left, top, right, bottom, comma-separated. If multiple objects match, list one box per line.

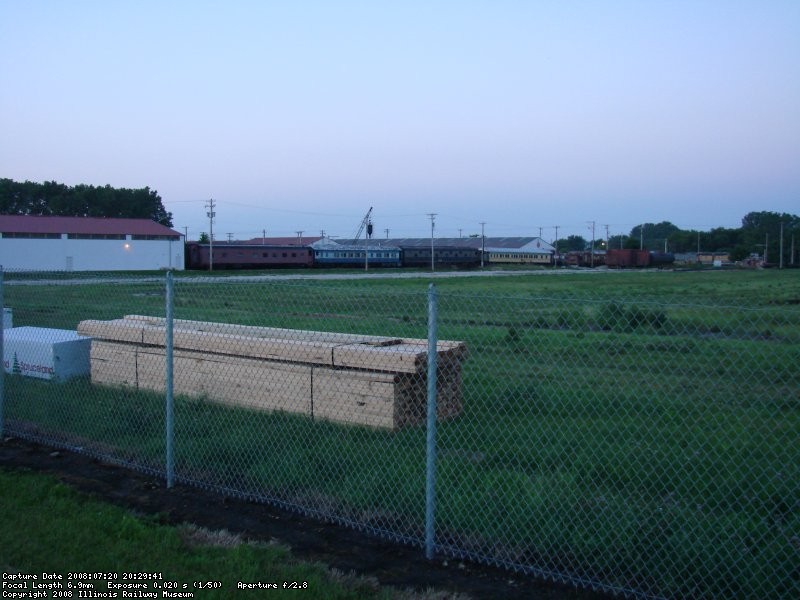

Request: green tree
left=557, top=235, right=587, bottom=252
left=739, top=211, right=800, bottom=264
left=668, top=229, right=700, bottom=253
left=630, top=222, right=680, bottom=251
left=607, top=234, right=629, bottom=250
left=0, top=178, right=172, bottom=226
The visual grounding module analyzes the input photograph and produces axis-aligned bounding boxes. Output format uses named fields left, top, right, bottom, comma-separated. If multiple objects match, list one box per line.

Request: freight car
left=648, top=251, right=675, bottom=267
left=606, top=249, right=675, bottom=268
left=605, top=249, right=650, bottom=268
left=185, top=242, right=314, bottom=270
left=564, top=251, right=606, bottom=267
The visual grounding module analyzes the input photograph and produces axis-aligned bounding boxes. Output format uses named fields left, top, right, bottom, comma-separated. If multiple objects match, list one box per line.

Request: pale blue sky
left=2, top=1, right=798, bottom=241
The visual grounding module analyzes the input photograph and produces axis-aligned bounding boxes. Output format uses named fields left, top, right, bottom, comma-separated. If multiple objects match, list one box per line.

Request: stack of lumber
left=77, top=315, right=467, bottom=430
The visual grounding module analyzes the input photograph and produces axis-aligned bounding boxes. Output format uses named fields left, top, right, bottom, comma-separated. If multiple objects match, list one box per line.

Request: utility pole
left=183, top=226, right=188, bottom=240
left=780, top=221, right=784, bottom=269
left=296, top=231, right=303, bottom=245
left=588, top=221, right=596, bottom=267
left=458, top=228, right=462, bottom=238
left=480, top=222, right=486, bottom=268
left=227, top=233, right=233, bottom=242
left=553, top=225, right=559, bottom=267
left=385, top=228, right=389, bottom=239
left=604, top=224, right=610, bottom=250
left=262, top=229, right=266, bottom=244
left=427, top=214, right=437, bottom=272
left=205, top=198, right=215, bottom=271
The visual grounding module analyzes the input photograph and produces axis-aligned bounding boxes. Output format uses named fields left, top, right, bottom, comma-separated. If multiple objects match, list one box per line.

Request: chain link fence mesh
left=2, top=269, right=798, bottom=599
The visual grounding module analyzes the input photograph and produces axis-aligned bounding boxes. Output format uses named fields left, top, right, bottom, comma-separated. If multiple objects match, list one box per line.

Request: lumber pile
left=77, top=315, right=467, bottom=430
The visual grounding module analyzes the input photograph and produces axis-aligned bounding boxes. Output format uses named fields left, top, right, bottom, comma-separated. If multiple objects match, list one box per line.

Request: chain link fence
left=1, top=269, right=798, bottom=599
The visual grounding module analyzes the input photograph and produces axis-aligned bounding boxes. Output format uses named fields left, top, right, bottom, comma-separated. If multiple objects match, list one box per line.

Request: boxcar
left=605, top=249, right=647, bottom=268
left=605, top=249, right=674, bottom=268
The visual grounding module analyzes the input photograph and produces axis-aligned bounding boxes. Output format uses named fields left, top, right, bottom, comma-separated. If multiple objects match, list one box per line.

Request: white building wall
left=0, top=235, right=185, bottom=271
left=519, top=238, right=555, bottom=253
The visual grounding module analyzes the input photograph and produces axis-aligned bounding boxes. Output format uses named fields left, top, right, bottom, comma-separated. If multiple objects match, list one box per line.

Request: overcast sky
left=2, top=1, right=798, bottom=241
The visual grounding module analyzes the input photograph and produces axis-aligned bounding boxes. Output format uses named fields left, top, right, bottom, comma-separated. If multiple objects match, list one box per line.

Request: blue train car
left=312, top=243, right=402, bottom=268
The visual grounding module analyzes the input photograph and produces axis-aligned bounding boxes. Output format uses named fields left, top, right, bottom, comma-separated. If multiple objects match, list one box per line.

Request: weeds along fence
left=1, top=268, right=799, bottom=599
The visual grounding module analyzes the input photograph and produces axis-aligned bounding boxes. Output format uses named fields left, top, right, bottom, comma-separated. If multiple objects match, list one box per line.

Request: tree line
left=556, top=211, right=800, bottom=264
left=0, top=178, right=172, bottom=227
left=2, top=179, right=796, bottom=264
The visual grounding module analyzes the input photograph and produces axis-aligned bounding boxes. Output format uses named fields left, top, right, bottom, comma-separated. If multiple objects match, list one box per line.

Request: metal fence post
left=425, top=282, right=438, bottom=559
left=165, top=270, right=175, bottom=488
left=0, top=266, right=4, bottom=438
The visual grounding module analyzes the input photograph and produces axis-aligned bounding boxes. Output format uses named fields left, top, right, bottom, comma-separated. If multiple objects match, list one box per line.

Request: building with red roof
left=0, top=215, right=184, bottom=271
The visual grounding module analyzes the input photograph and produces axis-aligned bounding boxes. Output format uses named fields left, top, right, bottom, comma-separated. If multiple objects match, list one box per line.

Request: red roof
left=241, top=236, right=322, bottom=245
left=0, top=215, right=181, bottom=237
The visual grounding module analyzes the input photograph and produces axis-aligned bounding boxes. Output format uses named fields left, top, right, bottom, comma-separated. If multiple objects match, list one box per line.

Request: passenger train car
left=400, top=246, right=483, bottom=269
left=312, top=244, right=402, bottom=267
left=186, top=242, right=313, bottom=270
left=483, top=249, right=552, bottom=266
left=185, top=241, right=482, bottom=270
left=185, top=237, right=562, bottom=271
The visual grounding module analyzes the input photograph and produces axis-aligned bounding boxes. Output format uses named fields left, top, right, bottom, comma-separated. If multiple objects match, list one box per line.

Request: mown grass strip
left=0, top=468, right=395, bottom=599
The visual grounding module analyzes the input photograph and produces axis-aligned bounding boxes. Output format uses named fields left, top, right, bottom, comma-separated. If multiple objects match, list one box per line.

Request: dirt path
left=1, top=435, right=610, bottom=600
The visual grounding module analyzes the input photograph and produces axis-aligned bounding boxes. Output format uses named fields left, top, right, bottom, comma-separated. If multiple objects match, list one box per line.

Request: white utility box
left=2, top=308, right=11, bottom=329
left=3, top=327, right=91, bottom=381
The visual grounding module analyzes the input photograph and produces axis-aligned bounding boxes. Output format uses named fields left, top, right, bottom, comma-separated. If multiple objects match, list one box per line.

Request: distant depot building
left=0, top=215, right=184, bottom=271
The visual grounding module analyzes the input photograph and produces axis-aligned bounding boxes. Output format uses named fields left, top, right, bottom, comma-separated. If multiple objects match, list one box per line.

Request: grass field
left=3, top=268, right=799, bottom=598
left=0, top=468, right=404, bottom=600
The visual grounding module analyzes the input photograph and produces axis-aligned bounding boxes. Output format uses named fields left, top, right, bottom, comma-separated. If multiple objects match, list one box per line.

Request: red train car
left=186, top=242, right=313, bottom=269
left=606, top=249, right=651, bottom=268
left=606, top=249, right=675, bottom=268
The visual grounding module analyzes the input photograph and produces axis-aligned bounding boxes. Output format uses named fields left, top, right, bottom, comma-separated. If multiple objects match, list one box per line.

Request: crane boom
left=354, top=207, right=373, bottom=241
